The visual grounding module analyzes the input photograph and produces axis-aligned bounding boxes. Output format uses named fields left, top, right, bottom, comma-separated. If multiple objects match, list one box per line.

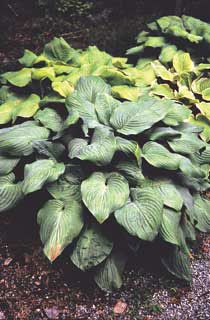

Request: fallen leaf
left=3, top=258, right=13, bottom=266
left=113, top=300, right=127, bottom=314
left=44, top=307, right=60, bottom=319
left=0, top=311, right=6, bottom=320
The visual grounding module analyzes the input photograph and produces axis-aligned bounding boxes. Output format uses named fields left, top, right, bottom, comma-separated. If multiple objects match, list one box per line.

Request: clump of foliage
left=126, top=16, right=210, bottom=142
left=0, top=34, right=210, bottom=291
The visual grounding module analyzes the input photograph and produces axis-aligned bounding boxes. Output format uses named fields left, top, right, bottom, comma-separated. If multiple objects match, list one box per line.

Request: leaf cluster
left=0, top=33, right=210, bottom=291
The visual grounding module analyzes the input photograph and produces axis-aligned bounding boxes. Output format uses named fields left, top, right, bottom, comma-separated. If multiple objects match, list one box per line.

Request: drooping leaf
left=81, top=172, right=129, bottom=223
left=94, top=250, right=127, bottom=291
left=161, top=246, right=192, bottom=282
left=37, top=199, right=84, bottom=261
left=115, top=160, right=144, bottom=186
left=71, top=223, right=113, bottom=271
left=151, top=60, right=174, bottom=81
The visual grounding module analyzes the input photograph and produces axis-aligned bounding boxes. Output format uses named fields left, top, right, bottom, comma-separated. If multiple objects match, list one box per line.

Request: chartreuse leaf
left=151, top=60, right=174, bottom=81
left=0, top=173, right=23, bottom=213
left=12, top=94, right=40, bottom=121
left=110, top=96, right=171, bottom=135
left=19, top=49, right=38, bottom=67
left=173, top=52, right=194, bottom=74
left=115, top=187, right=163, bottom=241
left=32, top=67, right=55, bottom=81
left=23, top=160, right=65, bottom=195
left=160, top=208, right=181, bottom=246
left=192, top=77, right=210, bottom=95
left=34, top=108, right=63, bottom=132
left=68, top=127, right=117, bottom=166
left=52, top=80, right=74, bottom=97
left=193, top=194, right=210, bottom=232
left=1, top=68, right=32, bottom=87
left=0, top=122, right=50, bottom=156
left=196, top=102, right=210, bottom=120
left=161, top=246, right=192, bottom=282
left=94, top=250, right=127, bottom=291
left=111, top=85, right=141, bottom=101
left=81, top=172, right=129, bottom=223
left=151, top=83, right=175, bottom=99
left=37, top=199, right=84, bottom=262
left=71, top=223, right=113, bottom=271
left=0, top=94, right=40, bottom=124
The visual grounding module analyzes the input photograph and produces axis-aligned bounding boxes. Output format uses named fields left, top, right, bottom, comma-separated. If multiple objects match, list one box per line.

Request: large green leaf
left=142, top=142, right=205, bottom=178
left=116, top=137, right=141, bottom=162
left=81, top=172, right=129, bottom=223
left=0, top=156, right=20, bottom=176
left=71, top=224, right=113, bottom=271
left=34, top=108, right=63, bottom=132
left=115, top=187, right=163, bottom=241
left=160, top=208, right=181, bottom=246
left=0, top=122, right=50, bottom=156
left=0, top=173, right=23, bottom=213
left=23, top=160, right=65, bottom=195
left=110, top=96, right=171, bottom=135
left=94, top=250, right=126, bottom=291
left=37, top=199, right=84, bottom=261
left=162, top=103, right=191, bottom=126
left=68, top=127, right=117, bottom=166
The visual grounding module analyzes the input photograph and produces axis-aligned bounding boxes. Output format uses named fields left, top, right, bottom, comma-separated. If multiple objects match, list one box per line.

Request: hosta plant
left=0, top=37, right=210, bottom=292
